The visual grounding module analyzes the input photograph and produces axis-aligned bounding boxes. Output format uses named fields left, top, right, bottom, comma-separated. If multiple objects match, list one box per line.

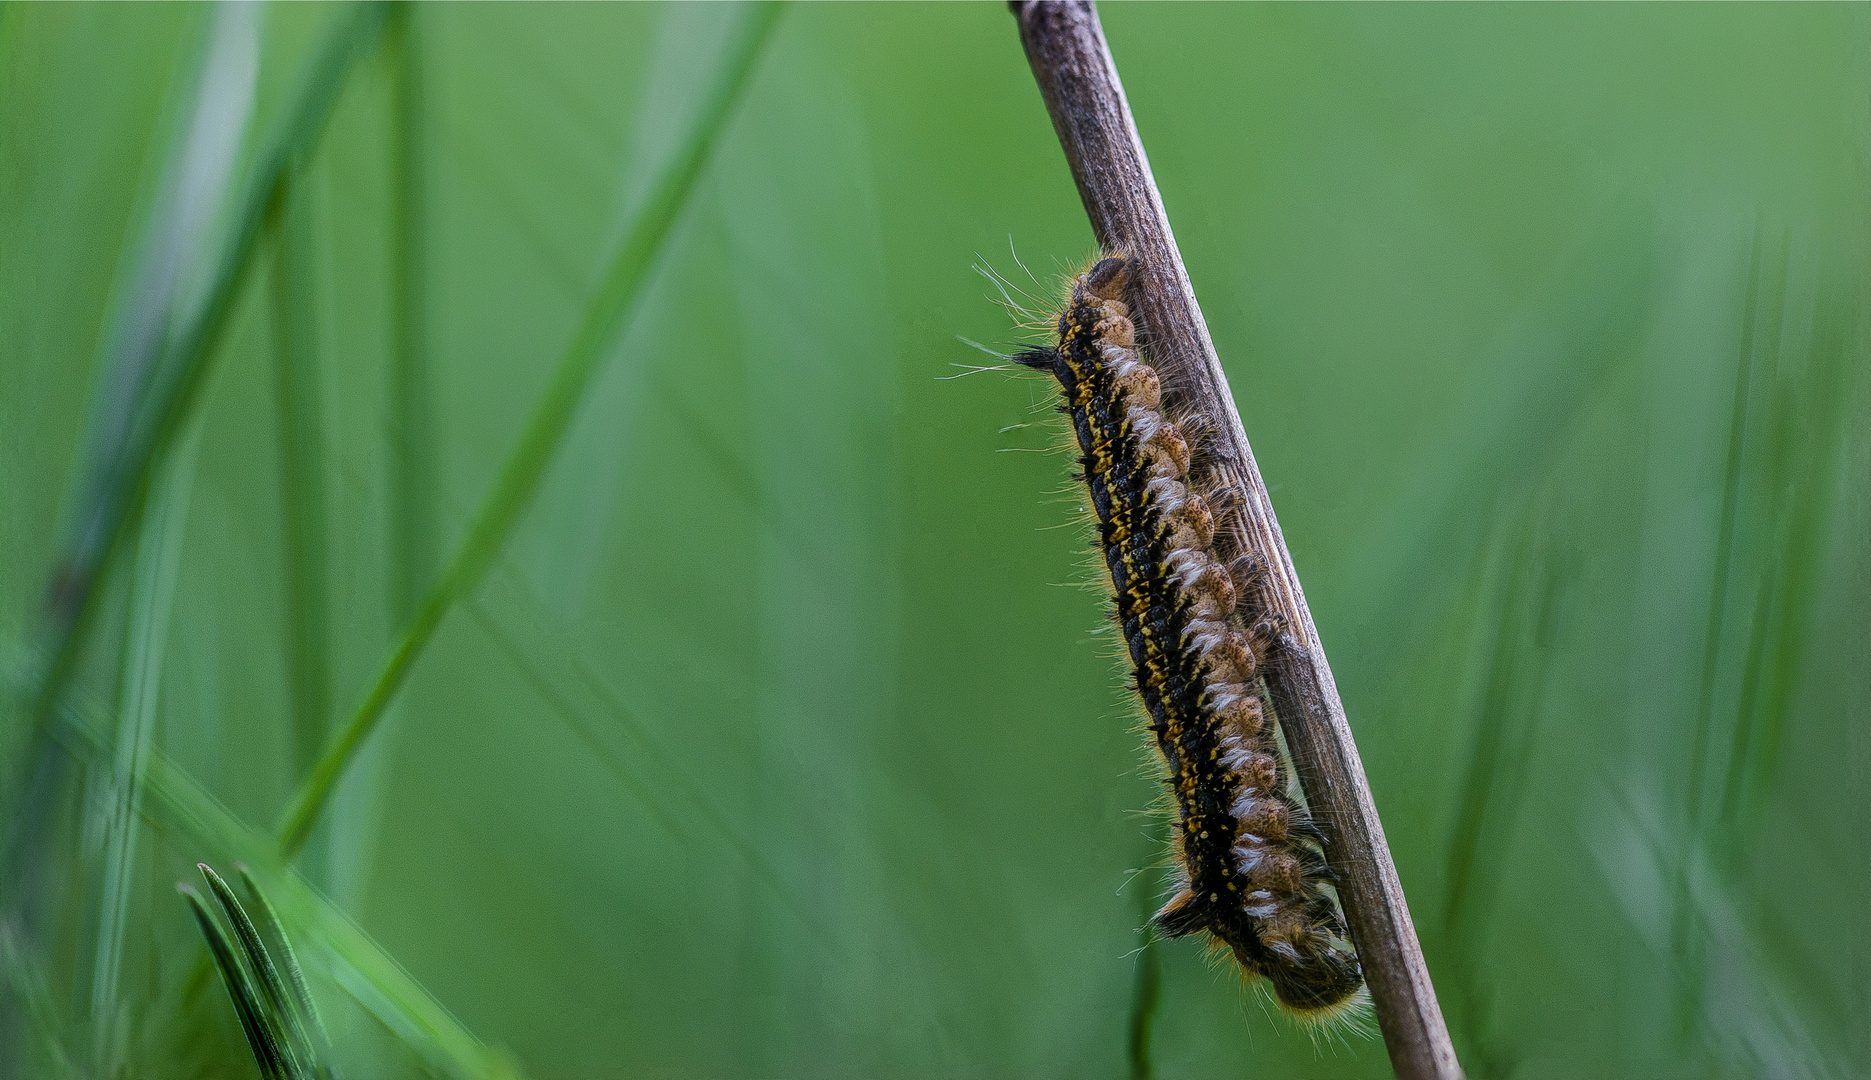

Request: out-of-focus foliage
left=2, top=4, right=1866, bottom=1078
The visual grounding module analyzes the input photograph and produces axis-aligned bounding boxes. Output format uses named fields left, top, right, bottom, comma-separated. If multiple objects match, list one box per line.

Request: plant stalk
left=1010, top=4, right=1461, bottom=1077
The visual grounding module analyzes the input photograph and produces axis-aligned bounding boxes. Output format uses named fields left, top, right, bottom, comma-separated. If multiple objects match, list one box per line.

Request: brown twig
left=1010, top=5, right=1462, bottom=1078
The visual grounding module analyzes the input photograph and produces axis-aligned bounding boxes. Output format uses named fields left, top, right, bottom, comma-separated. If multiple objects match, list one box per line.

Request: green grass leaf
left=274, top=1, right=783, bottom=859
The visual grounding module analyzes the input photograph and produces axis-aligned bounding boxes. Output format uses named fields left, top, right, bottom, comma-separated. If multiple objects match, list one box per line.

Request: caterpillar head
left=1080, top=256, right=1131, bottom=302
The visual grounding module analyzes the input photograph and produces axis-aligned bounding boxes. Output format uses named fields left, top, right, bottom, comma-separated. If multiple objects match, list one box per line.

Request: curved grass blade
left=198, top=864, right=318, bottom=1078
left=51, top=711, right=521, bottom=1080
left=274, top=1, right=784, bottom=859
left=181, top=883, right=292, bottom=1080
left=238, top=864, right=334, bottom=1070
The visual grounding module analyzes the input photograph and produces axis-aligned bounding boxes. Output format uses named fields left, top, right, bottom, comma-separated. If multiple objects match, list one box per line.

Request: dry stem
left=1010, top=4, right=1462, bottom=1077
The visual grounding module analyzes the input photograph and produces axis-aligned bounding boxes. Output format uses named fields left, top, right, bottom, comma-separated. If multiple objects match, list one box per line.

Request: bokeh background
left=3, top=4, right=1867, bottom=1078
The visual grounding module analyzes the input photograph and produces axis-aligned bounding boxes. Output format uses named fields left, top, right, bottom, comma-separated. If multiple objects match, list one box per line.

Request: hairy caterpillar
left=1011, top=255, right=1364, bottom=1021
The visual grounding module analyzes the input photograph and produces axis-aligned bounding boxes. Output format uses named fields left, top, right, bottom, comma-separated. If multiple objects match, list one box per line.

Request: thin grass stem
left=267, top=168, right=334, bottom=788
left=388, top=1, right=438, bottom=624
left=274, top=1, right=784, bottom=860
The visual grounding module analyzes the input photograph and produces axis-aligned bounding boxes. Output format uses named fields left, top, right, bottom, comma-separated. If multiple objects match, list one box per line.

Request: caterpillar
left=1010, top=255, right=1364, bottom=1021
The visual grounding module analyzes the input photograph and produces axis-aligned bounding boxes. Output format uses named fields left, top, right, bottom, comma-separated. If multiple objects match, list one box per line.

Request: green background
left=3, top=4, right=1866, bottom=1078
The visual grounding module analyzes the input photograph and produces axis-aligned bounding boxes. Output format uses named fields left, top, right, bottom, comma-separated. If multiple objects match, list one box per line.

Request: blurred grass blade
left=267, top=168, right=335, bottom=786
left=0, top=926, right=78, bottom=1080
left=1671, top=230, right=1776, bottom=1042
left=31, top=2, right=384, bottom=723
left=274, top=1, right=784, bottom=859
left=182, top=883, right=291, bottom=1080
left=4, top=0, right=258, bottom=968
left=1684, top=232, right=1769, bottom=829
left=1441, top=516, right=1540, bottom=946
left=87, top=423, right=199, bottom=1073
left=316, top=0, right=433, bottom=916
left=388, top=0, right=438, bottom=623
left=39, top=0, right=257, bottom=682
left=15, top=8, right=384, bottom=921
left=1126, top=901, right=1160, bottom=1080
left=52, top=714, right=520, bottom=1080
left=463, top=591, right=826, bottom=938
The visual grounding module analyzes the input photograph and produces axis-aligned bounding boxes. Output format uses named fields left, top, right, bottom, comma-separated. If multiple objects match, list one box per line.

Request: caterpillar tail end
left=1254, top=944, right=1369, bottom=1031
